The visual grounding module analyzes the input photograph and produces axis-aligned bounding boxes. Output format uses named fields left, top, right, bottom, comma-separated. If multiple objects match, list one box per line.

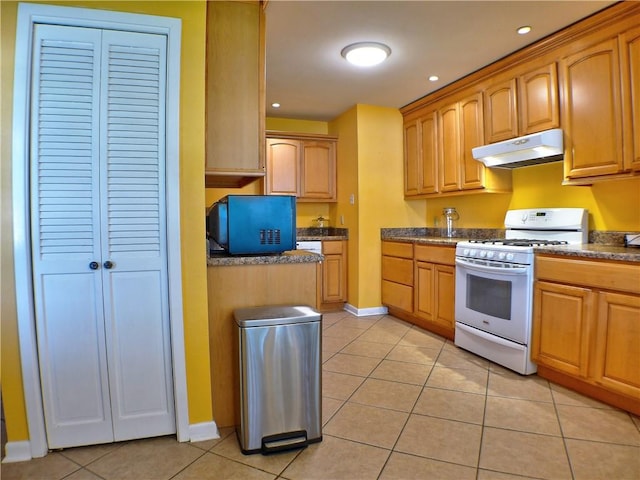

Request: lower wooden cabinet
left=381, top=241, right=414, bottom=315
left=532, top=255, right=640, bottom=415
left=318, top=239, right=347, bottom=311
left=414, top=245, right=455, bottom=339
left=381, top=240, right=455, bottom=340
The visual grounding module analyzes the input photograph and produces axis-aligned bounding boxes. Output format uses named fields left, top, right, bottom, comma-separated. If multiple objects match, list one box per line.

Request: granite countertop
left=297, top=227, right=348, bottom=241
left=381, top=228, right=640, bottom=263
left=534, top=244, right=640, bottom=263
left=381, top=236, right=463, bottom=246
left=207, top=249, right=322, bottom=267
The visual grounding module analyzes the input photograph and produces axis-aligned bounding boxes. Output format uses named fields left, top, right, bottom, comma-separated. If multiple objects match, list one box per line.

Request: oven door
left=455, top=257, right=532, bottom=344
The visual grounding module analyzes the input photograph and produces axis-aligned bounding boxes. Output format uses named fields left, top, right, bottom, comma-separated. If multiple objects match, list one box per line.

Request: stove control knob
left=498, top=252, right=506, bottom=260
left=506, top=253, right=515, bottom=261
left=479, top=250, right=487, bottom=258
left=486, top=251, right=495, bottom=259
left=463, top=248, right=470, bottom=256
left=469, top=249, right=477, bottom=257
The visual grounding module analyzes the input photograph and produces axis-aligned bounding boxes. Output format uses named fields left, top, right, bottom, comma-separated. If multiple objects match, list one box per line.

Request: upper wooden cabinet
left=622, top=26, right=640, bottom=172
left=403, top=91, right=511, bottom=199
left=266, top=132, right=337, bottom=201
left=404, top=110, right=438, bottom=196
left=561, top=38, right=624, bottom=182
left=402, top=3, right=640, bottom=188
left=484, top=62, right=559, bottom=144
left=205, top=1, right=266, bottom=188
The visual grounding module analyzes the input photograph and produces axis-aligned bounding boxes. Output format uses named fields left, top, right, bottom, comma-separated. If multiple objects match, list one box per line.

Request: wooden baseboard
left=536, top=365, right=640, bottom=416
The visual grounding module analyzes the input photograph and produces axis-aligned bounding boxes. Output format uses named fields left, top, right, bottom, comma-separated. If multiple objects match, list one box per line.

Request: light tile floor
left=2, top=311, right=639, bottom=480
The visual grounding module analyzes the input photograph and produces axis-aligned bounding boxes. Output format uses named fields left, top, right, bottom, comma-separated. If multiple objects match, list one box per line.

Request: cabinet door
left=419, top=112, right=439, bottom=194
left=592, top=292, right=640, bottom=399
left=266, top=138, right=300, bottom=196
left=459, top=93, right=485, bottom=190
left=322, top=254, right=345, bottom=303
left=403, top=120, right=420, bottom=196
left=622, top=26, right=640, bottom=171
left=519, top=63, right=560, bottom=134
left=414, top=261, right=435, bottom=322
left=532, top=281, right=595, bottom=377
left=404, top=113, right=438, bottom=197
left=322, top=240, right=347, bottom=304
left=433, top=265, right=455, bottom=331
left=561, top=38, right=624, bottom=179
left=301, top=140, right=336, bottom=200
left=484, top=78, right=518, bottom=143
left=438, top=102, right=461, bottom=192
left=205, top=1, right=264, bottom=180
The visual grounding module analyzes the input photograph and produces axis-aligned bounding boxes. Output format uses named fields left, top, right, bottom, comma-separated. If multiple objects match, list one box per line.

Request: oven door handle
left=455, top=322, right=524, bottom=349
left=455, top=258, right=529, bottom=275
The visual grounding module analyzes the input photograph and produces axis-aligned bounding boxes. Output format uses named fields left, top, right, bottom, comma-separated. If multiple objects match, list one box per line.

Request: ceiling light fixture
left=341, top=42, right=391, bottom=67
left=428, top=75, right=439, bottom=82
left=271, top=102, right=281, bottom=108
left=517, top=25, right=532, bottom=35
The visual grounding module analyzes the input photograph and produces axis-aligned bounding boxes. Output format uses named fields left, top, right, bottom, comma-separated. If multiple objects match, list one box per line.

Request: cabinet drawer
left=536, top=256, right=640, bottom=295
left=382, top=280, right=413, bottom=313
left=382, top=256, right=414, bottom=286
left=382, top=241, right=413, bottom=259
left=414, top=244, right=455, bottom=264
left=322, top=240, right=343, bottom=255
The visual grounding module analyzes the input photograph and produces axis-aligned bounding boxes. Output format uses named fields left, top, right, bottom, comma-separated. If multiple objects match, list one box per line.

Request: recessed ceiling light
left=341, top=42, right=391, bottom=67
left=271, top=102, right=280, bottom=108
left=428, top=75, right=439, bottom=82
left=517, top=25, right=532, bottom=35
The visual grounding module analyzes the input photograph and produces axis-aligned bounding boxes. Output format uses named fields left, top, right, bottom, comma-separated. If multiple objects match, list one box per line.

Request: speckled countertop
left=382, top=228, right=640, bottom=263
left=533, top=244, right=640, bottom=262
left=296, top=227, right=348, bottom=241
left=207, top=249, right=322, bottom=267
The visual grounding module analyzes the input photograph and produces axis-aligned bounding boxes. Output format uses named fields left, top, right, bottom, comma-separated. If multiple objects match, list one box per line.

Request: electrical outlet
left=625, top=233, right=640, bottom=247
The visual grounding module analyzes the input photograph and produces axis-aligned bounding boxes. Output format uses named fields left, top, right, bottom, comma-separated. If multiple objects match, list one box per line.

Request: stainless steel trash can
left=234, top=305, right=322, bottom=455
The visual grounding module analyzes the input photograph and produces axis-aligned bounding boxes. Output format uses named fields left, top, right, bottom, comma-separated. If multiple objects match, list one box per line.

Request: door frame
left=12, top=3, right=188, bottom=458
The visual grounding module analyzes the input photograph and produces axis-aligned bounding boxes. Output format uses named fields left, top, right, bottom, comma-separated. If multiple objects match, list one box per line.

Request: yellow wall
left=1, top=0, right=213, bottom=445
left=425, top=163, right=640, bottom=231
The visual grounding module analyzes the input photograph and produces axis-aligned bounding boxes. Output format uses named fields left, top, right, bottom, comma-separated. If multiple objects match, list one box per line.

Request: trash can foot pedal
left=261, top=430, right=308, bottom=454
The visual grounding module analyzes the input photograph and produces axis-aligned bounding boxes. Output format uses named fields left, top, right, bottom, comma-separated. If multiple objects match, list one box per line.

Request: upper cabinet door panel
left=519, top=63, right=560, bottom=135
left=419, top=112, right=439, bottom=195
left=438, top=102, right=460, bottom=192
left=622, top=26, right=640, bottom=171
left=459, top=93, right=485, bottom=189
left=266, top=139, right=299, bottom=195
left=403, top=121, right=420, bottom=196
left=561, top=38, right=624, bottom=179
left=301, top=141, right=335, bottom=199
left=205, top=1, right=265, bottom=186
left=484, top=78, right=518, bottom=143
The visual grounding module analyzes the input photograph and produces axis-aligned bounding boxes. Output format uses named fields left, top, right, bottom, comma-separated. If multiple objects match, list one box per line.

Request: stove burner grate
left=469, top=238, right=569, bottom=247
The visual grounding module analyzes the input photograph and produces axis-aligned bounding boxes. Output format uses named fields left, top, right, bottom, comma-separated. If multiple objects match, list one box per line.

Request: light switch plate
left=625, top=234, right=640, bottom=247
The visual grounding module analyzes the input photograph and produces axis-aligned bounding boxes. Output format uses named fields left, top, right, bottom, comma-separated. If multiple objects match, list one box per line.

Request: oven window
left=467, top=274, right=512, bottom=320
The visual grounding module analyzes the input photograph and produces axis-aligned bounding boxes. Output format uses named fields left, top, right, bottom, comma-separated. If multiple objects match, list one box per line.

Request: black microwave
left=207, top=195, right=296, bottom=255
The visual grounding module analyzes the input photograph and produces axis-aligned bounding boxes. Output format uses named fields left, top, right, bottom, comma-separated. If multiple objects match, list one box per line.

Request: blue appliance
left=208, top=195, right=296, bottom=255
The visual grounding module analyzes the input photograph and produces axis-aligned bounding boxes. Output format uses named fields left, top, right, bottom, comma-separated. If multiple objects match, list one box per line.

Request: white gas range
left=454, top=208, right=588, bottom=375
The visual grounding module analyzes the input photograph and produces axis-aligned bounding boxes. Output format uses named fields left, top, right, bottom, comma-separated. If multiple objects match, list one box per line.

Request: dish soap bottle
left=441, top=207, right=459, bottom=238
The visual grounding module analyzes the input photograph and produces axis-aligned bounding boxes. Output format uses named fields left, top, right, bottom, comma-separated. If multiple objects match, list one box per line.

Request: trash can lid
left=234, top=305, right=321, bottom=328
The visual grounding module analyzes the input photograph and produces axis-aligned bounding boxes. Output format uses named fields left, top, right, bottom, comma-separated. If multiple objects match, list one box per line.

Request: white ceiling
left=264, top=0, right=615, bottom=121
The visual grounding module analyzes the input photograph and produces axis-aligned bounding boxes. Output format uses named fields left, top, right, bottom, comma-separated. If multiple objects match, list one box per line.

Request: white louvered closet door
left=30, top=24, right=174, bottom=449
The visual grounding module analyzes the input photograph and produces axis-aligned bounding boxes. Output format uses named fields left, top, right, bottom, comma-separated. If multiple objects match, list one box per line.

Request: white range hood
left=472, top=128, right=564, bottom=168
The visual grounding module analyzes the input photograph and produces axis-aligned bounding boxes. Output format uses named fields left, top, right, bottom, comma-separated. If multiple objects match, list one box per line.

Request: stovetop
left=468, top=238, right=569, bottom=247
